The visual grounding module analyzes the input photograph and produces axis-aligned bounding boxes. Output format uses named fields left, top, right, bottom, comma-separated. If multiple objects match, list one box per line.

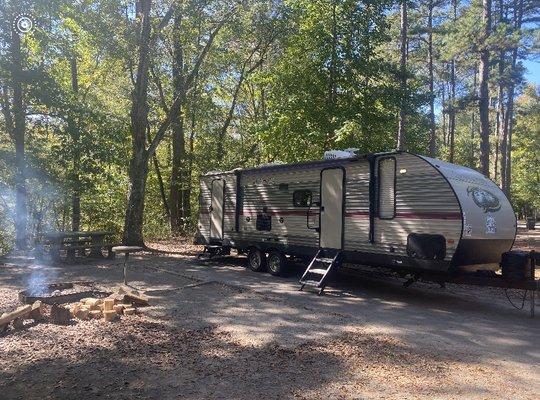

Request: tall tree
left=8, top=18, right=28, bottom=250
left=397, top=0, right=408, bottom=150
left=124, top=0, right=154, bottom=245
left=478, top=0, right=492, bottom=176
left=69, top=56, right=81, bottom=232
left=169, top=7, right=187, bottom=234
left=501, top=0, right=524, bottom=197
left=494, top=0, right=504, bottom=182
left=448, top=0, right=458, bottom=163
left=427, top=0, right=436, bottom=157
left=168, top=5, right=227, bottom=234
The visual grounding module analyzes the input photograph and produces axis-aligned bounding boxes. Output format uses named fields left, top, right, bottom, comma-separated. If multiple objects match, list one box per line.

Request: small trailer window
left=378, top=158, right=396, bottom=219
left=293, top=190, right=312, bottom=207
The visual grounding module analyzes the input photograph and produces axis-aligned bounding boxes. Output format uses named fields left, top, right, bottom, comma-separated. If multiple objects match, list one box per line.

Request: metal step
left=301, top=279, right=322, bottom=287
left=308, top=268, right=329, bottom=275
left=299, top=250, right=342, bottom=294
left=315, top=257, right=334, bottom=263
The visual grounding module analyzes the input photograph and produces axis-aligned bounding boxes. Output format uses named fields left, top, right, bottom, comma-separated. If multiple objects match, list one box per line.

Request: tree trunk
left=70, top=56, right=81, bottom=232
left=397, top=0, right=408, bottom=150
left=169, top=10, right=187, bottom=234
left=216, top=68, right=244, bottom=161
left=168, top=14, right=226, bottom=233
left=124, top=152, right=149, bottom=245
left=170, top=109, right=186, bottom=233
left=147, top=126, right=170, bottom=218
left=216, top=43, right=265, bottom=160
left=449, top=62, right=456, bottom=162
left=478, top=0, right=492, bottom=177
left=449, top=0, right=458, bottom=163
left=328, top=0, right=338, bottom=143
left=470, top=67, right=478, bottom=168
left=495, top=0, right=505, bottom=184
left=184, top=106, right=196, bottom=224
left=427, top=0, right=436, bottom=157
left=124, top=0, right=152, bottom=246
left=501, top=0, right=523, bottom=198
left=11, top=29, right=28, bottom=250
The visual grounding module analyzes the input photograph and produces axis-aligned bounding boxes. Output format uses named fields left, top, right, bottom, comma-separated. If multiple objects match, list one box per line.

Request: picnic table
left=37, top=231, right=116, bottom=261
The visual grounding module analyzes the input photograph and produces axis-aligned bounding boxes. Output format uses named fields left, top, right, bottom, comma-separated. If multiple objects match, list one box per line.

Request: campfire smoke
left=26, top=262, right=58, bottom=296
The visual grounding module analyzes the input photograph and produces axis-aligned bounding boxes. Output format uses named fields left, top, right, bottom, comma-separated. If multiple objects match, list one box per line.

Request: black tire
left=267, top=250, right=286, bottom=276
left=247, top=248, right=266, bottom=272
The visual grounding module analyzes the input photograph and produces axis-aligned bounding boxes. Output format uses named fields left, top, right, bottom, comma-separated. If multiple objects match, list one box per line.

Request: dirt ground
left=1, top=229, right=539, bottom=399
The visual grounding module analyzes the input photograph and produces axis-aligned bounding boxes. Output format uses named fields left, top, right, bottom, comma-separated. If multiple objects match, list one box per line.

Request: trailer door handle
left=320, top=206, right=325, bottom=212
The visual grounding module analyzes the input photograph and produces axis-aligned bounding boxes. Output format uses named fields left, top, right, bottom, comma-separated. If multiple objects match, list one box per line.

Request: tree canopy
left=0, top=0, right=539, bottom=251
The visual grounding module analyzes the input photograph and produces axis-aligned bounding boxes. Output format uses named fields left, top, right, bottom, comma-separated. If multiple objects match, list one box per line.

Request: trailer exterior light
left=399, top=168, right=407, bottom=174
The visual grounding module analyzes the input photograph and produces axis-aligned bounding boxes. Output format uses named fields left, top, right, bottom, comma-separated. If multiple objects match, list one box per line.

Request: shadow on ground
left=1, top=251, right=538, bottom=399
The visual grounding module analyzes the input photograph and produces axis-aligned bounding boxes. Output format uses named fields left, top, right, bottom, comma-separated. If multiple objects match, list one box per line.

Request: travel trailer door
left=210, top=179, right=225, bottom=240
left=320, top=168, right=344, bottom=249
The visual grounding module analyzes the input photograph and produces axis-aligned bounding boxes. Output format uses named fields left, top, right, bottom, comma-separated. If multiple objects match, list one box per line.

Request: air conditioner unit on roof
left=323, top=148, right=359, bottom=160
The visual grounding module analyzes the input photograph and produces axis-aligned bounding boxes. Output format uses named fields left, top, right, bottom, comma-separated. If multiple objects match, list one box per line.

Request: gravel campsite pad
left=1, top=238, right=539, bottom=399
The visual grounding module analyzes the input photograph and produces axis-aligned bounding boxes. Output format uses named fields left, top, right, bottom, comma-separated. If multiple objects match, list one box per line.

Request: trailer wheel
left=247, top=248, right=266, bottom=272
left=267, top=250, right=286, bottom=276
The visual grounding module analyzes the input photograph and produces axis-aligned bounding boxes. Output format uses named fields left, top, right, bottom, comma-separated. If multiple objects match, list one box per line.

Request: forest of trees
left=0, top=0, right=539, bottom=251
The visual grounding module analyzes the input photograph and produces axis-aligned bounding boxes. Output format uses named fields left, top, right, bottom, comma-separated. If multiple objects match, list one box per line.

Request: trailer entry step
left=316, top=258, right=334, bottom=263
left=299, top=249, right=342, bottom=295
left=308, top=268, right=329, bottom=275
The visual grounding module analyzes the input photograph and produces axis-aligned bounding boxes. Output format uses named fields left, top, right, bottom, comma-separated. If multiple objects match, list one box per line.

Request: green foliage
left=512, top=85, right=540, bottom=215
left=0, top=0, right=539, bottom=251
left=258, top=0, right=403, bottom=162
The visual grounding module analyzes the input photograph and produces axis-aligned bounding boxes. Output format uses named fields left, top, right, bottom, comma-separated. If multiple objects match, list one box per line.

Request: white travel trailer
left=195, top=151, right=517, bottom=292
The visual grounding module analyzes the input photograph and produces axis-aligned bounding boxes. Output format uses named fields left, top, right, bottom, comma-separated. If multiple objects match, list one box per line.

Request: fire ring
left=18, top=281, right=111, bottom=305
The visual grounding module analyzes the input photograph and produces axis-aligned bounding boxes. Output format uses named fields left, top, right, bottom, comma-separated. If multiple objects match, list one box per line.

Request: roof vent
left=323, top=148, right=359, bottom=160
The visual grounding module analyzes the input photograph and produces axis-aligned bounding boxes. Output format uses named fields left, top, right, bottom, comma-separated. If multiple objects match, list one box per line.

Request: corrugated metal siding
left=371, top=154, right=461, bottom=260
left=197, top=172, right=237, bottom=243
left=237, top=169, right=320, bottom=247
left=378, top=158, right=396, bottom=218
left=344, top=162, right=371, bottom=248
left=199, top=153, right=462, bottom=262
left=197, top=178, right=212, bottom=242
left=223, top=174, right=237, bottom=240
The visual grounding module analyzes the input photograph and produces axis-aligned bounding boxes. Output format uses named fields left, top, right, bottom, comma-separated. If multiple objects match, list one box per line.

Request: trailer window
left=256, top=209, right=272, bottom=231
left=293, top=190, right=312, bottom=207
left=378, top=158, right=396, bottom=219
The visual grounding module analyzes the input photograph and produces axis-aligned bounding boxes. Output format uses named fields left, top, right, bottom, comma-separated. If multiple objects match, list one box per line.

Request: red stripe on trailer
left=345, top=211, right=370, bottom=218
left=345, top=211, right=461, bottom=220
left=395, top=212, right=461, bottom=220
left=223, top=210, right=460, bottom=219
left=215, top=210, right=461, bottom=220
left=239, top=210, right=311, bottom=216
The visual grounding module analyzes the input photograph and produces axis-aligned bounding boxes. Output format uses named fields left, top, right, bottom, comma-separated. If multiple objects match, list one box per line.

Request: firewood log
left=122, top=289, right=149, bottom=306
left=50, top=304, right=71, bottom=325
left=12, top=318, right=24, bottom=329
left=29, top=301, right=45, bottom=321
left=0, top=305, right=32, bottom=325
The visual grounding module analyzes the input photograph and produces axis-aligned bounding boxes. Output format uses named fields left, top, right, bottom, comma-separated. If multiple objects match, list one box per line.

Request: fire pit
left=18, top=281, right=111, bottom=305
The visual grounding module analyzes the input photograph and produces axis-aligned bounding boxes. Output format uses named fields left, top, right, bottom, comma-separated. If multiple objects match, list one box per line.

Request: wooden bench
left=37, top=231, right=116, bottom=262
